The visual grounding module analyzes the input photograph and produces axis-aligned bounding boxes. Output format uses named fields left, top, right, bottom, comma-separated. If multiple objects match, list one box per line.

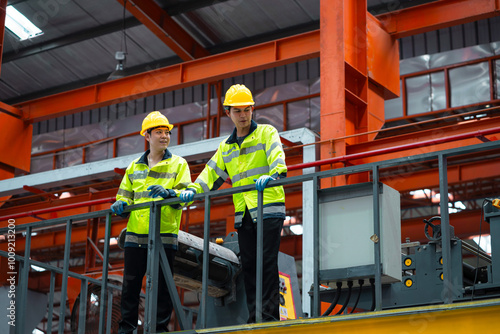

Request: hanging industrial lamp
left=107, top=0, right=128, bottom=81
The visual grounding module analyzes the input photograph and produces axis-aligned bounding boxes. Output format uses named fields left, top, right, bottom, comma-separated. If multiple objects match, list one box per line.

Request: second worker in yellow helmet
left=181, top=84, right=287, bottom=323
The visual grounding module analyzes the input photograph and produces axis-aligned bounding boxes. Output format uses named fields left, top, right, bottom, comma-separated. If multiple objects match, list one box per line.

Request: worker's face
left=226, top=105, right=253, bottom=129
left=145, top=127, right=170, bottom=151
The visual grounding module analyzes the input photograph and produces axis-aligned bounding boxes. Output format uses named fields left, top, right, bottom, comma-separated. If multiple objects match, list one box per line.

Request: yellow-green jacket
left=188, top=120, right=287, bottom=228
left=116, top=149, right=191, bottom=249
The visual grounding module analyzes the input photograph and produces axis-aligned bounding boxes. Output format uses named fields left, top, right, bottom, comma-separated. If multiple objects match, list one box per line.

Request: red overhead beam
left=0, top=101, right=23, bottom=118
left=117, top=0, right=210, bottom=61
left=16, top=30, right=320, bottom=123
left=378, top=0, right=500, bottom=39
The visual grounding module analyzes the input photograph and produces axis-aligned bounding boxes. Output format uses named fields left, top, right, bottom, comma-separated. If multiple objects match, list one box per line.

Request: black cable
left=322, top=282, right=342, bottom=316
left=471, top=199, right=488, bottom=301
left=369, top=278, right=376, bottom=311
left=349, top=279, right=364, bottom=314
left=122, top=0, right=128, bottom=55
left=335, top=281, right=353, bottom=315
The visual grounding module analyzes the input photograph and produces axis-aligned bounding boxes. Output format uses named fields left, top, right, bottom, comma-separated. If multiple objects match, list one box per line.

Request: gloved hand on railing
left=254, top=175, right=275, bottom=192
left=180, top=189, right=196, bottom=202
left=111, top=200, right=128, bottom=215
left=147, top=185, right=175, bottom=199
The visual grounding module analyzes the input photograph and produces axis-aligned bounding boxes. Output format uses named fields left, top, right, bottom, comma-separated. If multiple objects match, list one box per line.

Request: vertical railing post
left=438, top=153, right=453, bottom=303
left=46, top=270, right=56, bottom=334
left=78, top=278, right=88, bottom=334
left=159, top=245, right=189, bottom=329
left=144, top=203, right=161, bottom=333
left=312, top=176, right=320, bottom=317
left=18, top=225, right=32, bottom=334
left=372, top=166, right=382, bottom=311
left=58, top=219, right=73, bottom=334
left=99, top=213, right=112, bottom=334
left=256, top=189, right=264, bottom=323
left=200, top=194, right=211, bottom=328
left=106, top=290, right=113, bottom=333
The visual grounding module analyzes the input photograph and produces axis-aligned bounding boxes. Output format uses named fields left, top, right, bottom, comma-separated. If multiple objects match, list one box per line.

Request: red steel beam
left=117, top=0, right=210, bottom=61
left=382, top=157, right=500, bottom=192
left=0, top=101, right=23, bottom=119
left=17, top=30, right=320, bottom=123
left=289, top=125, right=500, bottom=171
left=345, top=117, right=500, bottom=160
left=378, top=0, right=500, bottom=39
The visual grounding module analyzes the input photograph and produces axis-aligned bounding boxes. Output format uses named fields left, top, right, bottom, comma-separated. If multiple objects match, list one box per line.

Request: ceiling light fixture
left=107, top=0, right=128, bottom=80
left=5, top=5, right=43, bottom=41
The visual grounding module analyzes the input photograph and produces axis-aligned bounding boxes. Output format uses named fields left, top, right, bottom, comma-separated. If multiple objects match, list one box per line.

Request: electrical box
left=319, top=183, right=401, bottom=284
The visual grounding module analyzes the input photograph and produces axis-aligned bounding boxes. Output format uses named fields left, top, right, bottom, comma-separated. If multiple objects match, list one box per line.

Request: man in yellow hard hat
left=111, top=111, right=191, bottom=333
left=180, top=84, right=287, bottom=323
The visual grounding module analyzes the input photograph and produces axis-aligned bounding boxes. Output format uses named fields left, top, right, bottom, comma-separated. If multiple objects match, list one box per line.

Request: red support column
left=320, top=0, right=347, bottom=188
left=320, top=1, right=399, bottom=187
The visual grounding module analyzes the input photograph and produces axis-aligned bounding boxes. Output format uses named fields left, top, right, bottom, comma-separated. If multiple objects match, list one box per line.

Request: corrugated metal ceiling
left=0, top=0, right=435, bottom=105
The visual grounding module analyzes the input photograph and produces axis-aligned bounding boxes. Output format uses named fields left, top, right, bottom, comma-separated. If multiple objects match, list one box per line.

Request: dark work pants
left=119, top=246, right=176, bottom=333
left=237, top=209, right=284, bottom=323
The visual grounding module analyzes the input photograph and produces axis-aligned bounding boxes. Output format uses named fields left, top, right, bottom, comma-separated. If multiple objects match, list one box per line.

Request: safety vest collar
left=226, top=120, right=258, bottom=144
left=136, top=149, right=172, bottom=165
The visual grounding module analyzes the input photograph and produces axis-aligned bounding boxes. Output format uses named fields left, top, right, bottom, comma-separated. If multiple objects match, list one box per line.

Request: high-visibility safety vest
left=116, top=149, right=191, bottom=249
left=188, top=120, right=287, bottom=228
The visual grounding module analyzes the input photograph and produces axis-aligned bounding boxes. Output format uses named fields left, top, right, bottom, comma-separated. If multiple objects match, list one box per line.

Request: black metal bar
left=46, top=270, right=56, bottom=334
left=312, top=176, right=320, bottom=317
left=438, top=153, right=453, bottom=303
left=256, top=189, right=264, bottom=323
left=18, top=225, right=31, bottom=334
left=145, top=203, right=161, bottom=333
left=99, top=213, right=112, bottom=334
left=106, top=290, right=113, bottom=333
left=159, top=246, right=189, bottom=329
left=200, top=193, right=211, bottom=328
left=58, top=220, right=73, bottom=334
left=78, top=278, right=88, bottom=334
left=372, top=167, right=382, bottom=311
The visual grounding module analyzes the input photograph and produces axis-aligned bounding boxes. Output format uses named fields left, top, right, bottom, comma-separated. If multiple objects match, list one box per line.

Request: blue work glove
left=110, top=200, right=127, bottom=215
left=180, top=189, right=195, bottom=202
left=254, top=175, right=275, bottom=192
left=147, top=185, right=174, bottom=198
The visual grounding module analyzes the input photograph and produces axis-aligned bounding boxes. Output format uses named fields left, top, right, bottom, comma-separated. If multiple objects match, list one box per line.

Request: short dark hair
left=147, top=126, right=171, bottom=135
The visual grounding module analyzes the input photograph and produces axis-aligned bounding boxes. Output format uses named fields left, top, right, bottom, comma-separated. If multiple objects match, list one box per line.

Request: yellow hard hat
left=140, top=111, right=174, bottom=136
left=223, top=84, right=255, bottom=107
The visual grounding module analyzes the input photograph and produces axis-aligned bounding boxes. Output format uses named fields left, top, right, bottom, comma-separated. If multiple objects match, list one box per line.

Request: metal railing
left=1, top=139, right=500, bottom=333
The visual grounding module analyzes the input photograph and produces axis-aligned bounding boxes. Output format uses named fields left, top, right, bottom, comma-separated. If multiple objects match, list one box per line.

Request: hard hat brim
left=140, top=124, right=174, bottom=136
left=224, top=102, right=255, bottom=107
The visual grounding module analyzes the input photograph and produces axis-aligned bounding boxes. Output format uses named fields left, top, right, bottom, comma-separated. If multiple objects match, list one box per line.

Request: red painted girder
left=383, top=157, right=500, bottom=192
left=0, top=113, right=32, bottom=172
left=0, top=101, right=22, bottom=119
left=17, top=30, right=320, bottom=123
left=345, top=117, right=500, bottom=161
left=117, top=0, right=209, bottom=61
left=378, top=0, right=500, bottom=39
